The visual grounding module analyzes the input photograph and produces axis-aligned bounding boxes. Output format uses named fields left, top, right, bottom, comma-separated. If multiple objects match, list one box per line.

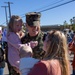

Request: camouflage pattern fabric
left=21, top=31, right=45, bottom=59
left=26, top=12, right=41, bottom=27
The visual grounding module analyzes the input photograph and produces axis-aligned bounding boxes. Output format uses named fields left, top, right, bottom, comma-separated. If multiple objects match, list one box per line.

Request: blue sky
left=0, top=0, right=75, bottom=26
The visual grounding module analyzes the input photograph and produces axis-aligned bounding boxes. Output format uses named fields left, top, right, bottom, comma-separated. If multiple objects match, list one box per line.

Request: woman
left=28, top=30, right=70, bottom=75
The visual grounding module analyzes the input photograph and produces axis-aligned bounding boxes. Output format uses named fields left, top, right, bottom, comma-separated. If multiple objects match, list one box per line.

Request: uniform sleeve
left=28, top=62, right=48, bottom=75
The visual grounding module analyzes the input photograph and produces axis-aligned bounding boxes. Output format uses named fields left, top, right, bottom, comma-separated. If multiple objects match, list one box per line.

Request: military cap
left=26, top=12, right=41, bottom=27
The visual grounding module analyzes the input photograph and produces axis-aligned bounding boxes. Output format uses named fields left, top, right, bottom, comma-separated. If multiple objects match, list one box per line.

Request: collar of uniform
left=28, top=31, right=42, bottom=38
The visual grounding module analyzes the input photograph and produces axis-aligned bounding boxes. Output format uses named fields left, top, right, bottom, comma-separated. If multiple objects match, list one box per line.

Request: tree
left=63, top=20, right=69, bottom=29
left=70, top=17, right=75, bottom=31
left=70, top=19, right=73, bottom=25
left=73, top=17, right=75, bottom=24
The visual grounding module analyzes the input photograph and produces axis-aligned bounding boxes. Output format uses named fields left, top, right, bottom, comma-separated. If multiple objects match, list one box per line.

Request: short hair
left=19, top=45, right=33, bottom=58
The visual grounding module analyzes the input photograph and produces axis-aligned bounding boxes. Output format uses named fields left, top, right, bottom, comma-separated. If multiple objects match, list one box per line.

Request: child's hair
left=19, top=45, right=33, bottom=58
left=44, top=30, right=70, bottom=75
left=8, top=15, right=23, bottom=32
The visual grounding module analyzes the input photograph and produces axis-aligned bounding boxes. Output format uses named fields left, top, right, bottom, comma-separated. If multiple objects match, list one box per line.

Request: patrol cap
left=26, top=12, right=41, bottom=27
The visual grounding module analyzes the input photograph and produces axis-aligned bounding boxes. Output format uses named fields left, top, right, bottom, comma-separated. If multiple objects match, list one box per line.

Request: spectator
left=1, top=28, right=10, bottom=74
left=0, top=36, right=5, bottom=75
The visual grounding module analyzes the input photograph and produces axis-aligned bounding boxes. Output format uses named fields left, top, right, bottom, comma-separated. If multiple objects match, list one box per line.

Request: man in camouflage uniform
left=21, top=12, right=45, bottom=59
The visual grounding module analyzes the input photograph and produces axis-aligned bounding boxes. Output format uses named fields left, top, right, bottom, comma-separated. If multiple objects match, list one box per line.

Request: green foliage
left=72, top=24, right=75, bottom=31
left=63, top=20, right=69, bottom=29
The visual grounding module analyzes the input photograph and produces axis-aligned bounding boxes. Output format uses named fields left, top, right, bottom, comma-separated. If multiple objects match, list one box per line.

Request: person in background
left=2, top=28, right=7, bottom=43
left=28, top=30, right=70, bottom=75
left=68, top=33, right=75, bottom=75
left=68, top=30, right=74, bottom=39
left=63, top=29, right=72, bottom=44
left=21, top=12, right=45, bottom=59
left=0, top=36, right=5, bottom=75
left=1, top=28, right=10, bottom=75
left=19, top=45, right=39, bottom=75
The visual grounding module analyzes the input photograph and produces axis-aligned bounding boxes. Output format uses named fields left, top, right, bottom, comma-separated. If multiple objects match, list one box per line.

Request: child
left=19, top=45, right=39, bottom=75
left=7, top=15, right=23, bottom=75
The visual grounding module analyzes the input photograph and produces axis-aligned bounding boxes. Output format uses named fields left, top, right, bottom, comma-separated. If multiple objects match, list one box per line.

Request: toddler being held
left=19, top=45, right=39, bottom=75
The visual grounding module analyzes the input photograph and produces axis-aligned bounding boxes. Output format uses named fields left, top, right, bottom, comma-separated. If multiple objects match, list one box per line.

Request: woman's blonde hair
left=44, top=30, right=70, bottom=75
left=8, top=15, right=23, bottom=33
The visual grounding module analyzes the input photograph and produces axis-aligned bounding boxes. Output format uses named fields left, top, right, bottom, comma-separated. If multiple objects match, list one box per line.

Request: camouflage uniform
left=21, top=31, right=45, bottom=59
left=21, top=12, right=46, bottom=59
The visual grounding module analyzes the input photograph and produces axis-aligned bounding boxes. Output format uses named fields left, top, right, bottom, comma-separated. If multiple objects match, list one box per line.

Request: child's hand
left=30, top=41, right=38, bottom=48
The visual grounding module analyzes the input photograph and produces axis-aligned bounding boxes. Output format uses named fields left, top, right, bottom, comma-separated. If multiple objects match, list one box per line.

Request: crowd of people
left=0, top=12, right=75, bottom=75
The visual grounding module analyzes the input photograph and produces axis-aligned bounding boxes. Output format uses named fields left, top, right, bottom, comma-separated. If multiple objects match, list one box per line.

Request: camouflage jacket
left=21, top=31, right=45, bottom=59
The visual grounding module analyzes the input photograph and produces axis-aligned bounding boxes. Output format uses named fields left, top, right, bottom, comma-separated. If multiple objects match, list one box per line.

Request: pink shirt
left=7, top=32, right=21, bottom=68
